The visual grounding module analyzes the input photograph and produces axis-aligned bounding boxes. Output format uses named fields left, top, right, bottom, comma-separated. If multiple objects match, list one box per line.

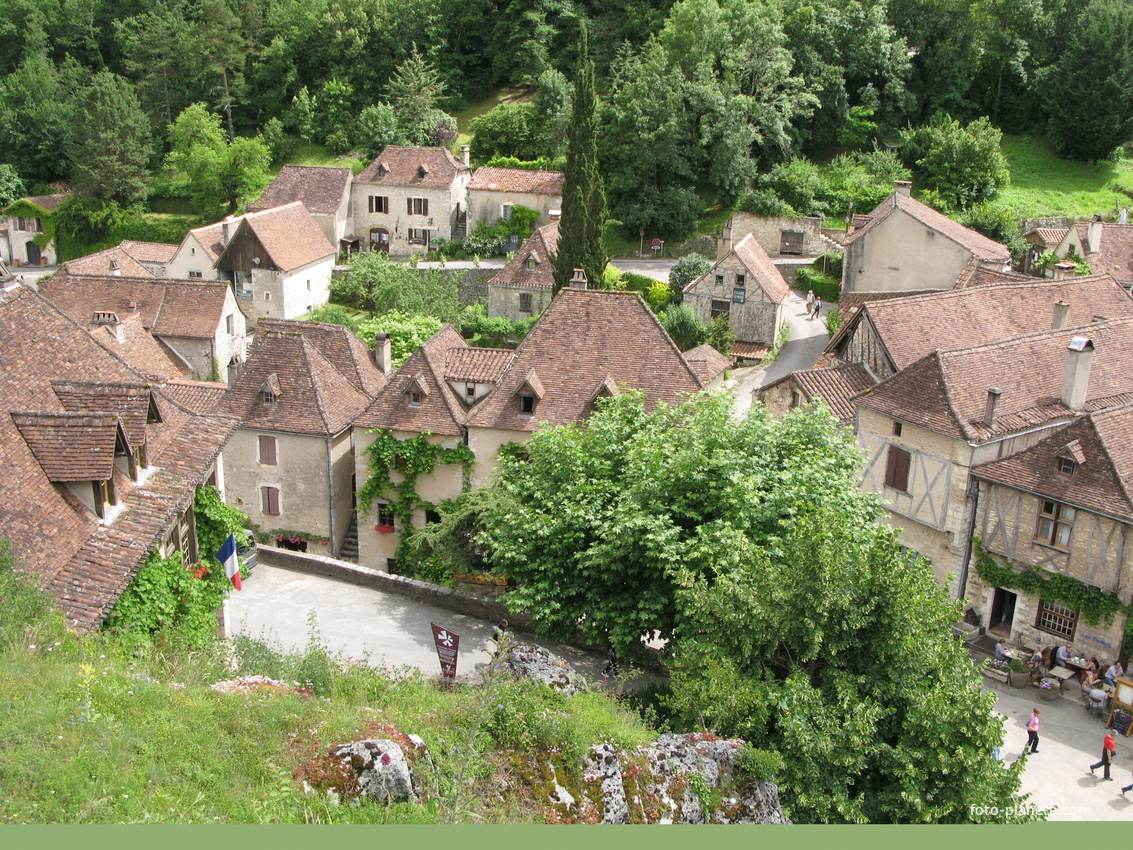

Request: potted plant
left=983, top=657, right=1010, bottom=683
left=1008, top=657, right=1030, bottom=688
left=1038, top=678, right=1061, bottom=701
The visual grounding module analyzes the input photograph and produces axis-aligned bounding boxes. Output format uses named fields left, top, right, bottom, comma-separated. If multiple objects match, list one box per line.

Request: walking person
left=1121, top=757, right=1133, bottom=796
left=602, top=646, right=619, bottom=678
left=1090, top=730, right=1117, bottom=780
left=813, top=296, right=822, bottom=319
left=805, top=290, right=815, bottom=315
left=1025, top=707, right=1041, bottom=753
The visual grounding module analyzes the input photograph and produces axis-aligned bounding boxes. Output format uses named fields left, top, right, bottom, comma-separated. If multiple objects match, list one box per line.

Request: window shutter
left=262, top=486, right=280, bottom=516
left=259, top=435, right=277, bottom=465
left=885, top=446, right=911, bottom=491
left=407, top=197, right=413, bottom=214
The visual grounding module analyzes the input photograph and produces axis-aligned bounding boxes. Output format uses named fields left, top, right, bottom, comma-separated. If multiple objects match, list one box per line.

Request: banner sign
left=430, top=623, right=460, bottom=678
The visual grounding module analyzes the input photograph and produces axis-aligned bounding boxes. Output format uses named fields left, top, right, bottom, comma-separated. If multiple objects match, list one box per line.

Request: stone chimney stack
left=894, top=180, right=912, bottom=197
left=222, top=216, right=237, bottom=246
left=1060, top=336, right=1095, bottom=411
left=717, top=223, right=733, bottom=261
left=373, top=332, right=392, bottom=375
left=109, top=259, right=121, bottom=276
left=460, top=145, right=471, bottom=167
left=1087, top=214, right=1103, bottom=254
left=982, top=387, right=1003, bottom=428
left=92, top=310, right=124, bottom=343
left=1052, top=300, right=1071, bottom=330
left=569, top=268, right=588, bottom=290
left=1052, top=260, right=1077, bottom=280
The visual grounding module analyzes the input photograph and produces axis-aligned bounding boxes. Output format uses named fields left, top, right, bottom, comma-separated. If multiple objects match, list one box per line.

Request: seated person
left=994, top=640, right=1008, bottom=662
left=1055, top=642, right=1071, bottom=668
left=1082, top=665, right=1103, bottom=688
left=1104, top=661, right=1125, bottom=687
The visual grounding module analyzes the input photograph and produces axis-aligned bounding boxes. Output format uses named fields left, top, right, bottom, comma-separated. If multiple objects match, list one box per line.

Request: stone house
left=841, top=182, right=1012, bottom=294
left=757, top=363, right=878, bottom=425
left=1022, top=217, right=1133, bottom=288
left=1, top=192, right=69, bottom=266
left=682, top=232, right=789, bottom=361
left=0, top=281, right=238, bottom=631
left=219, top=319, right=387, bottom=558
left=486, top=220, right=559, bottom=321
left=167, top=220, right=228, bottom=281
left=351, top=145, right=473, bottom=256
left=60, top=241, right=178, bottom=278
left=852, top=318, right=1133, bottom=594
left=352, top=285, right=713, bottom=572
left=250, top=165, right=354, bottom=253
left=729, top=211, right=832, bottom=258
left=963, top=405, right=1133, bottom=659
left=466, top=167, right=564, bottom=240
left=827, top=274, right=1133, bottom=379
left=39, top=270, right=248, bottom=382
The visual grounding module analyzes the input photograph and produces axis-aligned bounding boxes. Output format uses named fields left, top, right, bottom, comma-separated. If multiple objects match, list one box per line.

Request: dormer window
left=1058, top=456, right=1077, bottom=476
left=262, top=388, right=275, bottom=404
left=404, top=377, right=428, bottom=408
left=525, top=255, right=537, bottom=271
left=93, top=478, right=116, bottom=519
left=515, top=369, right=545, bottom=417
left=518, top=393, right=536, bottom=415
left=1057, top=439, right=1085, bottom=477
left=409, top=390, right=424, bottom=407
left=417, top=164, right=429, bottom=179
left=377, top=162, right=389, bottom=176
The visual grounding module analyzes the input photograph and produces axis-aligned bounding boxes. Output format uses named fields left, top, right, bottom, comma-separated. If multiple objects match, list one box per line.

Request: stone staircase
left=337, top=513, right=359, bottom=563
left=452, top=211, right=468, bottom=242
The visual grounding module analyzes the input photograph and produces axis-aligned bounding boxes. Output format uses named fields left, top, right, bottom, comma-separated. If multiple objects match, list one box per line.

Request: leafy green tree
left=316, top=78, right=356, bottom=153
left=356, top=103, right=402, bottom=158
left=1044, top=0, right=1133, bottom=164
left=659, top=303, right=707, bottom=350
left=479, top=391, right=1033, bottom=823
left=617, top=186, right=701, bottom=243
left=901, top=114, right=1009, bottom=208
left=552, top=25, right=608, bottom=294
left=356, top=311, right=444, bottom=369
left=387, top=49, right=450, bottom=144
left=115, top=3, right=194, bottom=129
left=533, top=68, right=572, bottom=158
left=667, top=253, right=711, bottom=304
left=469, top=102, right=540, bottom=161
left=0, top=53, right=84, bottom=183
left=0, top=164, right=25, bottom=208
left=70, top=71, right=152, bottom=204
left=194, top=0, right=247, bottom=141
left=332, top=251, right=460, bottom=321
left=287, top=86, right=316, bottom=148
left=53, top=196, right=130, bottom=259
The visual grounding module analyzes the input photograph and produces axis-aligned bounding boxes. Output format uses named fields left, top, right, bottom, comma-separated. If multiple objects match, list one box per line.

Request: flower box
left=375, top=524, right=395, bottom=534
left=982, top=666, right=1009, bottom=684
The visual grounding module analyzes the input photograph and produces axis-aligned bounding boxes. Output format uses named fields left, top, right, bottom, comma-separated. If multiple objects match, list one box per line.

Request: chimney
left=982, top=387, right=1003, bottom=428
left=1060, top=336, right=1095, bottom=410
left=1052, top=300, right=1071, bottom=330
left=548, top=209, right=561, bottom=222
left=222, top=216, right=236, bottom=246
left=109, top=259, right=120, bottom=276
left=373, top=332, right=392, bottom=375
left=228, top=358, right=246, bottom=387
left=92, top=310, right=124, bottom=343
left=1087, top=214, right=1103, bottom=254
left=569, top=268, right=588, bottom=290
left=718, top=222, right=733, bottom=261
left=1052, top=260, right=1077, bottom=280
left=459, top=144, right=470, bottom=167
left=894, top=180, right=912, bottom=197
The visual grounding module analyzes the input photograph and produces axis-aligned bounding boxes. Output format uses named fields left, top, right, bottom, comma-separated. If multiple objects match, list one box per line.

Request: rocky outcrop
left=502, top=642, right=587, bottom=697
left=328, top=738, right=431, bottom=803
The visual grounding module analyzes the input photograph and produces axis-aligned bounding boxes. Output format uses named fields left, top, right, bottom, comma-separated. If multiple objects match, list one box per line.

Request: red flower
left=375, top=524, right=395, bottom=534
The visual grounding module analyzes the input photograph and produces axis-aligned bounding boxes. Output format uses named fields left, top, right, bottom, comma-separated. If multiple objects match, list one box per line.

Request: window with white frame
left=1037, top=599, right=1076, bottom=638
left=1036, top=499, right=1075, bottom=549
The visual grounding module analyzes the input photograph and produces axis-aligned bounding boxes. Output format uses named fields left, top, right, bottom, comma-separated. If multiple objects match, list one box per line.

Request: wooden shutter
left=422, top=198, right=428, bottom=216
left=259, top=435, right=277, bottom=465
left=885, top=446, right=911, bottom=491
left=262, top=486, right=280, bottom=516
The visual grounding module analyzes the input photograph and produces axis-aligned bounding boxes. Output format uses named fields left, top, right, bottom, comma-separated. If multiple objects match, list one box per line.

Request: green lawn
left=997, top=134, right=1133, bottom=219
left=285, top=142, right=365, bottom=174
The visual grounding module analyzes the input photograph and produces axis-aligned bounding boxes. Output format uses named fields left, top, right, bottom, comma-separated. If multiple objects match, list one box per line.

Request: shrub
left=795, top=266, right=840, bottom=303
left=901, top=114, right=1009, bottom=209
left=740, top=188, right=796, bottom=218
left=470, top=102, right=540, bottom=161
left=661, top=303, right=707, bottom=351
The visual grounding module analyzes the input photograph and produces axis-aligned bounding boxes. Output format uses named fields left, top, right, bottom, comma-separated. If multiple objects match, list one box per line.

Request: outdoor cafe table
left=1048, top=665, right=1077, bottom=692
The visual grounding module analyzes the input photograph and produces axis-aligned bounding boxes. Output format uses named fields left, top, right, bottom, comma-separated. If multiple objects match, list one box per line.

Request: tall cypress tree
left=552, top=25, right=608, bottom=294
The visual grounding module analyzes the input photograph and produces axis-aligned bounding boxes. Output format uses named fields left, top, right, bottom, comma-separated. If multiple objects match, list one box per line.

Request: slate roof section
left=445, top=347, right=513, bottom=383
left=973, top=406, right=1133, bottom=524
left=760, top=364, right=878, bottom=424
left=354, top=325, right=470, bottom=436
left=356, top=145, right=470, bottom=187
left=683, top=344, right=732, bottom=385
left=255, top=319, right=386, bottom=396
left=855, top=317, right=1133, bottom=441
left=466, top=288, right=703, bottom=433
left=161, top=379, right=229, bottom=414
left=118, top=240, right=178, bottom=265
left=250, top=165, right=353, bottom=215
left=221, top=322, right=378, bottom=436
left=39, top=270, right=230, bottom=340
left=488, top=221, right=560, bottom=291
left=468, top=167, right=565, bottom=196
left=844, top=191, right=1012, bottom=263
left=11, top=412, right=119, bottom=481
left=216, top=202, right=335, bottom=272
left=0, top=284, right=237, bottom=632
left=828, top=275, right=1133, bottom=372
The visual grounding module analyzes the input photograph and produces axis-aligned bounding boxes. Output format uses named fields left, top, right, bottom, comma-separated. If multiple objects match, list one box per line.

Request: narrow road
left=728, top=290, right=831, bottom=416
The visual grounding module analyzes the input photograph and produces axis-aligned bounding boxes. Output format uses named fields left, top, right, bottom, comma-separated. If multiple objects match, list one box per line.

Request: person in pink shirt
left=1025, top=707, right=1041, bottom=753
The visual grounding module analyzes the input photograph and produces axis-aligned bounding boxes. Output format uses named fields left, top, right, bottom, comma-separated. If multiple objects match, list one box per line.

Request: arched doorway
left=25, top=241, right=40, bottom=265
left=369, top=228, right=389, bottom=253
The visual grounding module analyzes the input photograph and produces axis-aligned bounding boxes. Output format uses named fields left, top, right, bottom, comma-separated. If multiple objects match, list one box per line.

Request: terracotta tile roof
left=830, top=275, right=1133, bottom=372
left=468, top=167, right=564, bottom=195
left=87, top=312, right=189, bottom=382
left=250, top=165, right=353, bottom=215
left=760, top=364, right=878, bottom=424
left=217, top=202, right=335, bottom=273
left=62, top=245, right=156, bottom=278
left=354, top=325, right=470, bottom=436
left=1025, top=227, right=1069, bottom=247
left=466, top=289, right=703, bottom=432
left=731, top=342, right=771, bottom=361
left=118, top=240, right=178, bottom=265
left=1079, top=223, right=1133, bottom=282
left=11, top=412, right=119, bottom=481
left=51, top=380, right=155, bottom=447
left=21, top=192, right=70, bottom=213
left=256, top=319, right=386, bottom=396
left=856, top=317, right=1133, bottom=441
left=0, top=285, right=237, bottom=632
left=188, top=221, right=228, bottom=261
left=221, top=323, right=376, bottom=436
left=40, top=270, right=230, bottom=340
left=973, top=407, right=1133, bottom=524
left=488, top=221, right=560, bottom=290
left=682, top=344, right=732, bottom=384
left=162, top=379, right=228, bottom=414
left=445, top=347, right=513, bottom=383
left=355, top=145, right=470, bottom=187
left=686, top=233, right=790, bottom=303
left=844, top=191, right=1012, bottom=262
left=835, top=290, right=921, bottom=320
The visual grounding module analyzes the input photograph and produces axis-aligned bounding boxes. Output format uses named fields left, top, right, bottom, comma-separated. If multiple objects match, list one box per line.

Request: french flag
left=215, top=534, right=241, bottom=591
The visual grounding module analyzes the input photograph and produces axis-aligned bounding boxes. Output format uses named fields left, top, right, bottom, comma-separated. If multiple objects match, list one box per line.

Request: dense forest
left=1, top=0, right=1131, bottom=242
